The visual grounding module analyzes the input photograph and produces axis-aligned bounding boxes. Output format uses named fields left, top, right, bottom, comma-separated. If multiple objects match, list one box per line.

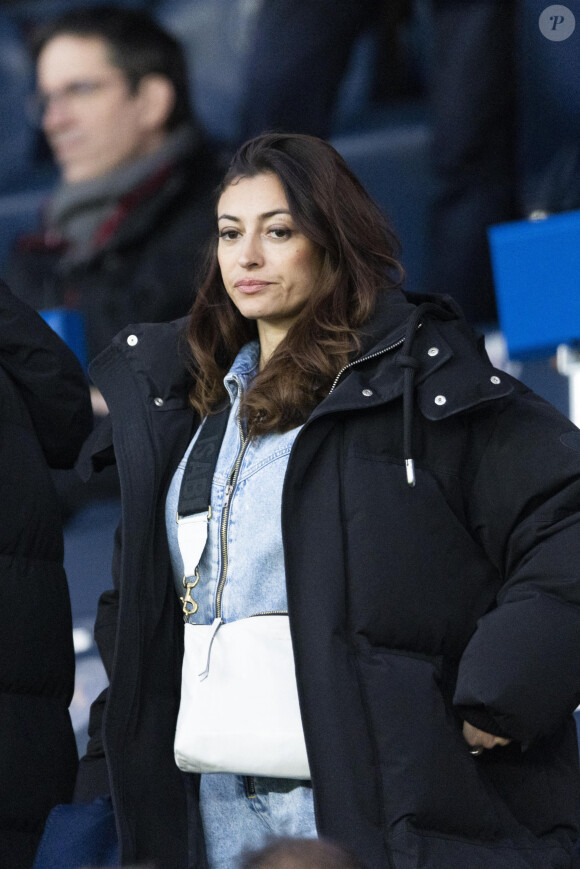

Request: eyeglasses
left=27, top=77, right=125, bottom=124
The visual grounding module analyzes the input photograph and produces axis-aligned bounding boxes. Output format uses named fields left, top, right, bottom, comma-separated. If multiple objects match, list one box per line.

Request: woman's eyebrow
left=261, top=209, right=292, bottom=219
left=217, top=209, right=292, bottom=222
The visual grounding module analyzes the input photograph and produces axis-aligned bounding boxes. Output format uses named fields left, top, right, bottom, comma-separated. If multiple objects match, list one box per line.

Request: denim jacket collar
left=224, top=340, right=260, bottom=403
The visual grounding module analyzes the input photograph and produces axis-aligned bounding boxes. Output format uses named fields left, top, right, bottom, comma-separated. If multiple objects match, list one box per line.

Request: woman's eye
left=268, top=228, right=291, bottom=239
left=218, top=229, right=240, bottom=241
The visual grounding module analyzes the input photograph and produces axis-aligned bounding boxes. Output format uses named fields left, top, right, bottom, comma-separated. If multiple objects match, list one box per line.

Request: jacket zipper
left=328, top=335, right=406, bottom=395
left=215, top=418, right=249, bottom=620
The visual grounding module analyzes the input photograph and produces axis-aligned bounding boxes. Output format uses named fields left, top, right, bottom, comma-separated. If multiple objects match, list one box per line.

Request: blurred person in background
left=238, top=0, right=384, bottom=142
left=236, top=0, right=520, bottom=328
left=4, top=3, right=221, bottom=371
left=425, top=0, right=517, bottom=326
left=4, top=3, right=222, bottom=515
left=0, top=279, right=92, bottom=868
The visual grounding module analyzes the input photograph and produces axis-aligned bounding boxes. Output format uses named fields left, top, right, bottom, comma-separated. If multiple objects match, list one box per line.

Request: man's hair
left=187, top=131, right=404, bottom=436
left=31, top=4, right=193, bottom=131
left=240, top=836, right=366, bottom=869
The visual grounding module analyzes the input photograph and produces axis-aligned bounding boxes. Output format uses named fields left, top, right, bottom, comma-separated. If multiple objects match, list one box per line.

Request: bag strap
left=177, top=405, right=230, bottom=518
left=176, top=405, right=230, bottom=619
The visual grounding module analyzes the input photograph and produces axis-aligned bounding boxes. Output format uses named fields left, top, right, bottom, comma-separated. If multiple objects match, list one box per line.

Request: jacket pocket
left=388, top=821, right=573, bottom=869
left=354, top=645, right=557, bottom=849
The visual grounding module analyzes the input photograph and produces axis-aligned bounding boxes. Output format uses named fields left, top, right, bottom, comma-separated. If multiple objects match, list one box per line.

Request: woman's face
left=217, top=172, right=322, bottom=342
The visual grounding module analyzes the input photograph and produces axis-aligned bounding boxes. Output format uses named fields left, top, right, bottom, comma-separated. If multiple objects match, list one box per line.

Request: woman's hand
left=463, top=721, right=512, bottom=755
left=90, top=386, right=109, bottom=416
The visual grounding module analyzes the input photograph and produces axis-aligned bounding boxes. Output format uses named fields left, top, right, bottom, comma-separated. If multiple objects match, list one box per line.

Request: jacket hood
left=323, top=288, right=513, bottom=486
left=356, top=288, right=463, bottom=357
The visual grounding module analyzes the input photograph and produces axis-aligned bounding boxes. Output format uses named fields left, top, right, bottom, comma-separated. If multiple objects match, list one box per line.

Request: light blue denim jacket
left=165, top=341, right=316, bottom=867
left=166, top=340, right=301, bottom=623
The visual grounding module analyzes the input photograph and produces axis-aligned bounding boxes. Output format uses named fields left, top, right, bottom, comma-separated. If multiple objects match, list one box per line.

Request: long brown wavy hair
left=186, top=132, right=404, bottom=436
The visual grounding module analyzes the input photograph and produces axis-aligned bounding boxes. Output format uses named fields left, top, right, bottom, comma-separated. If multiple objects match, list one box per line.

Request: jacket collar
left=77, top=317, right=193, bottom=480
left=80, top=291, right=513, bottom=487
left=311, top=289, right=513, bottom=485
left=318, top=289, right=512, bottom=414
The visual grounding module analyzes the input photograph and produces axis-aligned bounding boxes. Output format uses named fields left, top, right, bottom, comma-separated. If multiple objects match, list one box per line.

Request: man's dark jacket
left=4, top=142, right=222, bottom=362
left=76, top=290, right=580, bottom=868
left=0, top=281, right=93, bottom=868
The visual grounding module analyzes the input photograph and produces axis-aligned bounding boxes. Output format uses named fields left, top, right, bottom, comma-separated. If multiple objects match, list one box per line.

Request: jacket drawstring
left=396, top=302, right=456, bottom=487
left=396, top=349, right=419, bottom=486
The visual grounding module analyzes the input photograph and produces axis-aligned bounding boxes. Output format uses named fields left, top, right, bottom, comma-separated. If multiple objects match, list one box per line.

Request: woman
left=0, top=280, right=92, bottom=867
left=75, top=133, right=580, bottom=868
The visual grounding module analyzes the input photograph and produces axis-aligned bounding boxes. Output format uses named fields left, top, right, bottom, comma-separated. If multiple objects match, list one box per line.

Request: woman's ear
left=137, top=74, right=176, bottom=132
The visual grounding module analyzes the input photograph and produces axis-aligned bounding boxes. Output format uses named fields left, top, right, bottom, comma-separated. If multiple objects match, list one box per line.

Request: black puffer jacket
left=77, top=290, right=580, bottom=868
left=0, top=281, right=93, bottom=868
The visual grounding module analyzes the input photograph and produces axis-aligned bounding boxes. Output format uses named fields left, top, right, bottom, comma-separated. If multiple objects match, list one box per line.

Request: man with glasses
left=4, top=4, right=221, bottom=369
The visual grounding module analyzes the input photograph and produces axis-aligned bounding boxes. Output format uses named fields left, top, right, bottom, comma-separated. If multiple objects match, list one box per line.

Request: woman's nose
left=238, top=233, right=263, bottom=267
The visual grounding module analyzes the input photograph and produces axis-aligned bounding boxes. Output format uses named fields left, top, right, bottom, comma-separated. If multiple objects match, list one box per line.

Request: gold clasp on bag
left=181, top=569, right=200, bottom=620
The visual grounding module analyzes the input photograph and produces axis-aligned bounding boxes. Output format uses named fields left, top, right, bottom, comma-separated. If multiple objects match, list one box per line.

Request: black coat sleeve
left=0, top=279, right=93, bottom=467
left=454, top=388, right=580, bottom=744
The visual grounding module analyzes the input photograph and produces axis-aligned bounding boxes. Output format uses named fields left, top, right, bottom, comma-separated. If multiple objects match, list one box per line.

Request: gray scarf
left=46, top=124, right=199, bottom=265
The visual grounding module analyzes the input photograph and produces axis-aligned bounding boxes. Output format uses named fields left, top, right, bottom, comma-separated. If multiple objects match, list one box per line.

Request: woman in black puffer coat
left=0, top=280, right=92, bottom=868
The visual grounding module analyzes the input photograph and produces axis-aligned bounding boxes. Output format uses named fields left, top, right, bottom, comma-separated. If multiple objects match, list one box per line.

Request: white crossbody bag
left=173, top=407, right=311, bottom=779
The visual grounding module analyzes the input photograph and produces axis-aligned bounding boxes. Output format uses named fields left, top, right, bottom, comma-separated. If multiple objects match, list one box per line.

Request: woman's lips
left=233, top=280, right=272, bottom=293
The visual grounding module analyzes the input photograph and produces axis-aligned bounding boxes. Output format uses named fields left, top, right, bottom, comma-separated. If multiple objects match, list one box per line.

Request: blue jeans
left=185, top=773, right=317, bottom=868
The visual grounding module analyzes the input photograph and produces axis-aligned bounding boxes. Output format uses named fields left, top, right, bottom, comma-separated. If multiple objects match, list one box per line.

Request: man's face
left=37, top=34, right=166, bottom=183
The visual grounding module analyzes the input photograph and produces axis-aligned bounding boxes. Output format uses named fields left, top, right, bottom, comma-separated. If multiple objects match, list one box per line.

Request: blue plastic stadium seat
left=156, top=0, right=264, bottom=146
left=332, top=112, right=431, bottom=294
